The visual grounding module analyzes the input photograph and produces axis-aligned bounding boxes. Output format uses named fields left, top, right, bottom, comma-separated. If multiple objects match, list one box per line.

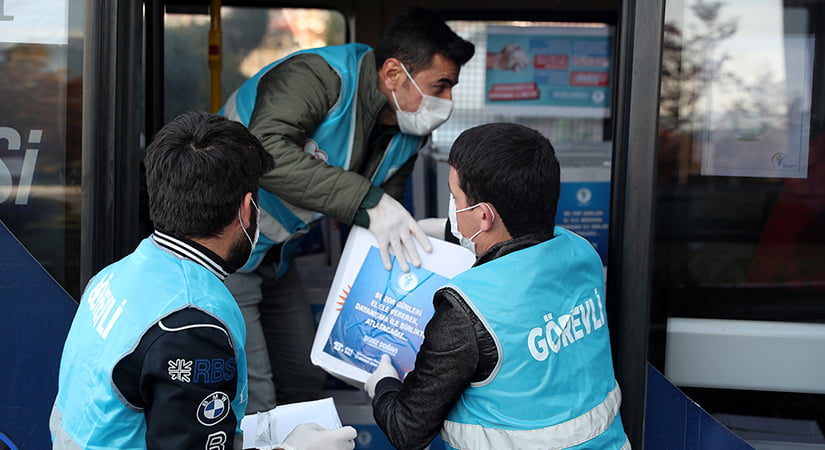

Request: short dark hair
left=144, top=111, right=275, bottom=238
left=374, top=7, right=475, bottom=75
left=448, top=123, right=560, bottom=237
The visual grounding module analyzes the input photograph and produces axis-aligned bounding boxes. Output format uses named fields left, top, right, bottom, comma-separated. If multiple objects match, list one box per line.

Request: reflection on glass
left=0, top=0, right=83, bottom=299
left=693, top=1, right=812, bottom=178
left=656, top=0, right=823, bottom=293
left=164, top=7, right=346, bottom=122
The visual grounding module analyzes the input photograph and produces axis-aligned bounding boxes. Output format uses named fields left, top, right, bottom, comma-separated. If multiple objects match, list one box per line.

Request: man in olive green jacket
left=221, top=7, right=474, bottom=412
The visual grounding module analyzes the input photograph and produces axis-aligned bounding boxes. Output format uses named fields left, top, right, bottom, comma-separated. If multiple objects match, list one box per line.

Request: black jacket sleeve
left=113, top=307, right=240, bottom=449
left=371, top=287, right=497, bottom=450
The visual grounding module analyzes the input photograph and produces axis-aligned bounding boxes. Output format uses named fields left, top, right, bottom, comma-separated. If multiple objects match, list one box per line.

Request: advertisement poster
left=323, top=247, right=448, bottom=379
left=311, top=227, right=475, bottom=385
left=699, top=35, right=813, bottom=179
left=485, top=25, right=613, bottom=117
left=557, top=181, right=610, bottom=266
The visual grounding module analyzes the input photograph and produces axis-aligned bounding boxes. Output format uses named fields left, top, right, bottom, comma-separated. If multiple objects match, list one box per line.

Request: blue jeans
left=224, top=261, right=327, bottom=413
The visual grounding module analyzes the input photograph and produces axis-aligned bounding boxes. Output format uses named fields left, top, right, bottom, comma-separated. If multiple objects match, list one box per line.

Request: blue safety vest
left=441, top=227, right=629, bottom=450
left=221, top=43, right=424, bottom=275
left=51, top=239, right=247, bottom=449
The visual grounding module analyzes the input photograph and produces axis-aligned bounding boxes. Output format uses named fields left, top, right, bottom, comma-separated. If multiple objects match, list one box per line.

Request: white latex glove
left=417, top=217, right=447, bottom=239
left=364, top=354, right=400, bottom=399
left=278, top=423, right=357, bottom=450
left=367, top=193, right=432, bottom=272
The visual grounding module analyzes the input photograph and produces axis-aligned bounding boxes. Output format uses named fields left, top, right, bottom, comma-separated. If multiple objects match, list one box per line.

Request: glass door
left=653, top=0, right=825, bottom=445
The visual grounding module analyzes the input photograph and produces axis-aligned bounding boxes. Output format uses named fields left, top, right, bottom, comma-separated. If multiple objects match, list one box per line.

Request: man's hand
left=364, top=354, right=400, bottom=399
left=367, top=194, right=432, bottom=272
left=278, top=423, right=357, bottom=450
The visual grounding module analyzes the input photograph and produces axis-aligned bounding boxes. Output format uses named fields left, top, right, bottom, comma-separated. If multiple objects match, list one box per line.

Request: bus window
left=163, top=6, right=346, bottom=123
left=0, top=0, right=85, bottom=298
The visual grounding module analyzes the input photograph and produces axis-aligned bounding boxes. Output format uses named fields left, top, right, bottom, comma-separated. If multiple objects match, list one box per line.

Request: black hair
left=448, top=123, right=560, bottom=238
left=374, top=7, right=475, bottom=75
left=143, top=111, right=275, bottom=238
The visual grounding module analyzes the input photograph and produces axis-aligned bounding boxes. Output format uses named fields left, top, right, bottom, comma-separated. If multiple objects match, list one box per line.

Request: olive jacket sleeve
left=248, top=52, right=386, bottom=224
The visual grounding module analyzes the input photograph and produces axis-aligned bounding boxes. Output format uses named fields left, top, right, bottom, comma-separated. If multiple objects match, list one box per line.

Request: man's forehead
left=417, top=54, right=459, bottom=84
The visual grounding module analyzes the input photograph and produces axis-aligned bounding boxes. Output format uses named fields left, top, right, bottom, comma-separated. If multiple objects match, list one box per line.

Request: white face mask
left=392, top=62, right=453, bottom=136
left=239, top=198, right=260, bottom=256
left=448, top=194, right=494, bottom=255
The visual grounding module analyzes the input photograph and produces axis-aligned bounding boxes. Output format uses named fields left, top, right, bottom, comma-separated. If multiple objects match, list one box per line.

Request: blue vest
left=221, top=43, right=424, bottom=275
left=442, top=227, right=629, bottom=450
left=52, top=239, right=248, bottom=449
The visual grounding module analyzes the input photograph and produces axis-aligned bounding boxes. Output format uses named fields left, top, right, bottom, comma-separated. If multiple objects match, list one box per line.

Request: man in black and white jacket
left=50, top=111, right=356, bottom=450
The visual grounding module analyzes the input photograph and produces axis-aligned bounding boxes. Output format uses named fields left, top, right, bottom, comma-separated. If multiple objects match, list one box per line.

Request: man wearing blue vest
left=220, top=8, right=475, bottom=412
left=364, top=123, right=630, bottom=450
left=50, top=112, right=356, bottom=449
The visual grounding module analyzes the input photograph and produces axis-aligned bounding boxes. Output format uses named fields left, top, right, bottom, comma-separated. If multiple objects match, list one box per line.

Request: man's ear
left=379, top=57, right=404, bottom=91
left=238, top=192, right=254, bottom=228
left=480, top=203, right=498, bottom=232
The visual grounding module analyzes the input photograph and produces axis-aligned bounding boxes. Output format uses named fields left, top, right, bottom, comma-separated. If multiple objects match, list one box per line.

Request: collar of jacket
left=151, top=229, right=235, bottom=280
left=359, top=50, right=390, bottom=126
left=474, top=228, right=556, bottom=267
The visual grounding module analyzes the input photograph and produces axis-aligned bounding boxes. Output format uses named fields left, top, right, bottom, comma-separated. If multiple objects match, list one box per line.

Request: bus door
left=651, top=0, right=825, bottom=448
